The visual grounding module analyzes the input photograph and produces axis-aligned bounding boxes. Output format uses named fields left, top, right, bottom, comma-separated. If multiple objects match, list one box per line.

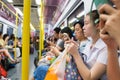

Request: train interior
left=0, top=0, right=115, bottom=80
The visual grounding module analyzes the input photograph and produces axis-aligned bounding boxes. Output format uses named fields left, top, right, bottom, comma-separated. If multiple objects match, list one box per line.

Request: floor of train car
left=7, top=51, right=37, bottom=80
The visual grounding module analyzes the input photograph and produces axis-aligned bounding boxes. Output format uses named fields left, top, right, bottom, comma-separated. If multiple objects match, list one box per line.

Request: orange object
left=45, top=61, right=60, bottom=80
left=0, top=65, right=7, bottom=77
left=47, top=56, right=52, bottom=60
left=44, top=67, right=58, bottom=80
left=45, top=48, right=68, bottom=80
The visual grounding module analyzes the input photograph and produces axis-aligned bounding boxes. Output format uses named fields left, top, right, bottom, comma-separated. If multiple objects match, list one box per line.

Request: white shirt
left=83, top=38, right=108, bottom=80
left=79, top=40, right=89, bottom=53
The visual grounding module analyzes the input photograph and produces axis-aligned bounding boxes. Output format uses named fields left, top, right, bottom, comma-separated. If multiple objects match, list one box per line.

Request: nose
left=83, top=25, right=85, bottom=30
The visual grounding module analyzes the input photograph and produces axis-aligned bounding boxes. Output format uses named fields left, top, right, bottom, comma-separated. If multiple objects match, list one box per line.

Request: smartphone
left=90, top=0, right=113, bottom=24
left=94, top=0, right=113, bottom=9
left=94, top=0, right=113, bottom=35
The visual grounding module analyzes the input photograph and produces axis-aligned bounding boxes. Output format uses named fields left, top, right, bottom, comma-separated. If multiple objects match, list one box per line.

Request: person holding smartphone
left=99, top=0, right=120, bottom=80
left=66, top=10, right=108, bottom=80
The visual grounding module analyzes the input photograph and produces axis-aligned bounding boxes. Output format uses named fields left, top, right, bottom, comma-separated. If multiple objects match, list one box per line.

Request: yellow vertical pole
left=39, top=8, right=41, bottom=59
left=22, top=0, right=31, bottom=80
left=42, top=0, right=45, bottom=50
left=14, top=12, right=18, bottom=59
left=39, top=26, right=42, bottom=59
left=41, top=0, right=44, bottom=51
left=39, top=0, right=44, bottom=59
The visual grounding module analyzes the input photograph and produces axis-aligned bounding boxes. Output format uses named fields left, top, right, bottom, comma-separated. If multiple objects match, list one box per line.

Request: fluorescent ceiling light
left=69, top=18, right=78, bottom=24
left=37, top=7, right=41, bottom=17
left=7, top=0, right=13, bottom=3
left=15, top=8, right=23, bottom=16
left=30, top=23, right=36, bottom=31
left=35, top=0, right=41, bottom=5
left=76, top=11, right=85, bottom=18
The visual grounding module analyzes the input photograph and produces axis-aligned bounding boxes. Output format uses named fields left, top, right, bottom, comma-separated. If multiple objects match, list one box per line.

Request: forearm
left=73, top=53, right=92, bottom=80
left=107, top=47, right=120, bottom=80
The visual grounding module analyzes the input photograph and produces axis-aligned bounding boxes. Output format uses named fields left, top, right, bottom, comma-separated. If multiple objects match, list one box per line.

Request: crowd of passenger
left=32, top=0, right=120, bottom=80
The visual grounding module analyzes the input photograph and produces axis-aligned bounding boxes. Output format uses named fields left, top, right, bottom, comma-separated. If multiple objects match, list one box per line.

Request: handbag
left=0, top=64, right=7, bottom=77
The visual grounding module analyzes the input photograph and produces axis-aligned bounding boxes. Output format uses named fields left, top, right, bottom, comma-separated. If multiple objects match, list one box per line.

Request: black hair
left=87, top=10, right=99, bottom=25
left=3, top=34, right=9, bottom=40
left=73, top=19, right=84, bottom=29
left=9, top=34, right=15, bottom=40
left=60, top=27, right=73, bottom=38
left=0, top=32, right=2, bottom=36
left=54, top=27, right=61, bottom=34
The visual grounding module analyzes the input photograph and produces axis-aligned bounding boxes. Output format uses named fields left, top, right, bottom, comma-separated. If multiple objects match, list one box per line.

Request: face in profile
left=83, top=15, right=95, bottom=37
left=59, top=32, right=63, bottom=39
left=74, top=23, right=84, bottom=40
left=53, top=31, right=59, bottom=39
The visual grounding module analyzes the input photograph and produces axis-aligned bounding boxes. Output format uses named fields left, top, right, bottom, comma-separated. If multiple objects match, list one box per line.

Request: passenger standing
left=66, top=10, right=108, bottom=80
left=65, top=20, right=89, bottom=80
left=99, top=0, right=120, bottom=79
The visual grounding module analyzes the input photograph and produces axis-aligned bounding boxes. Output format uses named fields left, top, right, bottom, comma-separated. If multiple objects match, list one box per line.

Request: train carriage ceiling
left=9, top=0, right=69, bottom=30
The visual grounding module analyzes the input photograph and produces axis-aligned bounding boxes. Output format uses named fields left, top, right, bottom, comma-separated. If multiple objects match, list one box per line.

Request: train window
left=7, top=27, right=13, bottom=36
left=0, top=23, right=3, bottom=33
left=68, top=2, right=84, bottom=28
left=0, top=3, right=2, bottom=9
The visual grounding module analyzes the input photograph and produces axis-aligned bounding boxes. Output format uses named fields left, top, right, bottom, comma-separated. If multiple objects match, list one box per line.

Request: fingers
left=50, top=46, right=55, bottom=51
left=99, top=4, right=116, bottom=15
left=99, top=14, right=109, bottom=29
left=99, top=15, right=107, bottom=29
left=100, top=29, right=110, bottom=40
left=100, top=14, right=109, bottom=21
left=100, top=27, right=108, bottom=35
left=65, top=40, right=78, bottom=47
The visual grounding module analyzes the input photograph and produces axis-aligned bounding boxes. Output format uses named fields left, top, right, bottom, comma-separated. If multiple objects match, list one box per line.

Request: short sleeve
left=97, top=47, right=108, bottom=65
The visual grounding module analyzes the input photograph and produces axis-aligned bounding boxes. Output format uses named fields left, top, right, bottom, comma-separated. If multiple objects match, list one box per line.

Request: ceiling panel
left=44, top=0, right=60, bottom=24
left=6, top=0, right=67, bottom=30
left=12, top=0, right=39, bottom=30
left=31, top=8, right=39, bottom=29
left=13, top=0, right=23, bottom=4
left=44, top=0, right=69, bottom=26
